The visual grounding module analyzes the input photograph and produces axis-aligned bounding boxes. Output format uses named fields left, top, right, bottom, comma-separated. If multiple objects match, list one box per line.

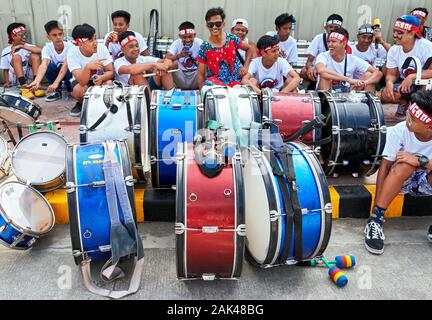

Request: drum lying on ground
left=0, top=136, right=11, bottom=181
left=80, top=85, right=151, bottom=182
left=150, top=90, right=203, bottom=188
left=0, top=180, right=55, bottom=250
left=319, top=91, right=387, bottom=177
left=0, top=93, right=42, bottom=125
left=175, top=140, right=245, bottom=280
left=11, top=131, right=67, bottom=193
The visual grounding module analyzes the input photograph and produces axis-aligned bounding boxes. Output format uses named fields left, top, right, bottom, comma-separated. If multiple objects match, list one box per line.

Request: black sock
left=18, top=77, right=26, bottom=86
left=370, top=206, right=386, bottom=225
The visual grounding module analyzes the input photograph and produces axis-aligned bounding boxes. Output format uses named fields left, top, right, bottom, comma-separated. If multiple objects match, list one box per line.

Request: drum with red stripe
left=175, top=139, right=245, bottom=280
left=261, top=88, right=322, bottom=143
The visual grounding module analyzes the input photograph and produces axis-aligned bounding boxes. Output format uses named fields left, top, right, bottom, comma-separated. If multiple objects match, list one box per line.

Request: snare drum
left=319, top=91, right=387, bottom=177
left=203, top=86, right=261, bottom=145
left=80, top=85, right=150, bottom=182
left=243, top=135, right=332, bottom=267
left=0, top=93, right=42, bottom=125
left=0, top=136, right=11, bottom=181
left=262, top=88, right=322, bottom=143
left=0, top=180, right=55, bottom=250
left=150, top=90, right=203, bottom=188
left=66, top=141, right=136, bottom=264
left=176, top=140, right=245, bottom=280
left=11, top=132, right=67, bottom=193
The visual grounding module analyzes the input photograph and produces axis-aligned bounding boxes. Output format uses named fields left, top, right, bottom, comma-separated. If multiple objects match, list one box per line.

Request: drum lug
left=233, top=152, right=242, bottom=162
left=380, top=126, right=388, bottom=134
left=150, top=103, right=157, bottom=110
left=324, top=203, right=333, bottom=215
left=176, top=153, right=186, bottom=162
left=175, top=223, right=185, bottom=235
left=133, top=125, right=141, bottom=134
left=99, top=245, right=111, bottom=253
left=27, top=238, right=36, bottom=248
left=328, top=160, right=349, bottom=167
left=10, top=234, right=26, bottom=248
left=270, top=210, right=279, bottom=222
left=150, top=156, right=158, bottom=164
left=172, top=104, right=182, bottom=110
left=352, top=173, right=359, bottom=178
left=332, top=126, right=353, bottom=134
left=236, top=224, right=246, bottom=237
left=72, top=250, right=82, bottom=258
left=301, top=98, right=310, bottom=103
left=197, top=103, right=204, bottom=112
left=202, top=274, right=216, bottom=281
left=66, top=182, right=76, bottom=193
left=79, top=125, right=88, bottom=134
left=125, top=176, right=135, bottom=187
left=0, top=223, right=8, bottom=233
left=202, top=226, right=219, bottom=234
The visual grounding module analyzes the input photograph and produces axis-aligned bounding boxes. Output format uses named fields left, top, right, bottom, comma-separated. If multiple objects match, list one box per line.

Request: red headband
left=394, top=20, right=423, bottom=38
left=179, top=29, right=196, bottom=36
left=412, top=10, right=427, bottom=18
left=258, top=45, right=280, bottom=57
left=8, top=26, right=26, bottom=44
left=409, top=103, right=432, bottom=124
left=328, top=32, right=352, bottom=54
left=120, top=35, right=137, bottom=47
left=74, top=38, right=89, bottom=46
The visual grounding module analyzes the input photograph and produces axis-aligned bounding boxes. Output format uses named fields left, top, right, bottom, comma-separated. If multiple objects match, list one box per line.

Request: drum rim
left=0, top=237, right=32, bottom=250
left=11, top=131, right=67, bottom=187
left=175, top=142, right=187, bottom=279
left=0, top=181, right=55, bottom=236
left=0, top=136, right=10, bottom=170
left=0, top=105, right=38, bottom=125
left=2, top=92, right=41, bottom=109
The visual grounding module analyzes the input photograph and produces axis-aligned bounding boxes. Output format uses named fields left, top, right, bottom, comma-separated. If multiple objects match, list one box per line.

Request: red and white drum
left=175, top=140, right=245, bottom=280
left=261, top=88, right=322, bottom=143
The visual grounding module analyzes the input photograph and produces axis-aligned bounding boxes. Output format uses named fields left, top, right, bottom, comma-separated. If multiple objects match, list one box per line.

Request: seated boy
left=114, top=31, right=174, bottom=89
left=364, top=90, right=432, bottom=255
left=0, top=22, right=45, bottom=99
left=242, top=35, right=301, bottom=95
left=351, top=24, right=390, bottom=67
left=315, top=28, right=382, bottom=92
left=231, top=18, right=257, bottom=73
left=266, top=13, right=298, bottom=66
left=67, top=24, right=114, bottom=116
left=104, top=10, right=149, bottom=61
left=165, top=22, right=203, bottom=90
left=28, top=20, right=73, bottom=102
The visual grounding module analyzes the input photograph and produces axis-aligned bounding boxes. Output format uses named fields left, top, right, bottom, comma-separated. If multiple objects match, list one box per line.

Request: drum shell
left=0, top=137, right=11, bottom=182
left=0, top=93, right=42, bottom=125
left=80, top=85, right=150, bottom=182
left=67, top=141, right=137, bottom=265
left=150, top=90, right=203, bottom=188
left=176, top=143, right=245, bottom=279
left=0, top=212, right=37, bottom=250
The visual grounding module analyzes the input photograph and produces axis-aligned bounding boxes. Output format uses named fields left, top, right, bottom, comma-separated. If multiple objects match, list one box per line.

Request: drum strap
left=80, top=141, right=144, bottom=299
left=284, top=114, right=332, bottom=146
left=227, top=87, right=248, bottom=147
left=117, top=86, right=133, bottom=131
left=163, top=88, right=176, bottom=105
left=88, top=87, right=119, bottom=132
left=184, top=91, right=191, bottom=106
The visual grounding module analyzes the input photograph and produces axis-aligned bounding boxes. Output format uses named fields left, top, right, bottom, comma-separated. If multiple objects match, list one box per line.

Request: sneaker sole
left=428, top=235, right=432, bottom=243
left=364, top=241, right=384, bottom=255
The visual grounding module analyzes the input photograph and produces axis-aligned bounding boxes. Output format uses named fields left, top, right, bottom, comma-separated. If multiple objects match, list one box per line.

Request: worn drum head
left=0, top=182, right=55, bottom=236
left=12, top=132, right=67, bottom=185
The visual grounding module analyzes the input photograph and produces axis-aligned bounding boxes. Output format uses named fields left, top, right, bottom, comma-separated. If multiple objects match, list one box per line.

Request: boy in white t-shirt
left=381, top=15, right=432, bottom=119
left=315, top=28, right=382, bottom=92
left=165, top=22, right=204, bottom=90
left=104, top=10, right=149, bottom=61
left=67, top=24, right=114, bottom=116
left=28, top=20, right=73, bottom=102
left=351, top=24, right=390, bottom=67
left=242, top=35, right=300, bottom=95
left=266, top=13, right=298, bottom=66
left=0, top=22, right=45, bottom=99
left=231, top=18, right=257, bottom=75
left=364, top=91, right=432, bottom=255
left=114, top=31, right=174, bottom=89
left=410, top=8, right=432, bottom=42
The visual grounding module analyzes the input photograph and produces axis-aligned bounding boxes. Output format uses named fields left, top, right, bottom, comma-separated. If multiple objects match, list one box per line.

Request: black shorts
left=71, top=79, right=95, bottom=91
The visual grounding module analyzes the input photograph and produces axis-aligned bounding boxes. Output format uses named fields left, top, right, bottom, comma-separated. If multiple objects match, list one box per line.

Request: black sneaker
left=364, top=220, right=385, bottom=255
left=428, top=226, right=432, bottom=243
left=69, top=102, right=82, bottom=117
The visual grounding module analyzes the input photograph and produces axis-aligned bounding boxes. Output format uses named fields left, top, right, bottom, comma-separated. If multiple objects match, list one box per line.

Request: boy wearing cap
left=364, top=91, right=432, bottom=255
left=266, top=13, right=298, bottom=66
left=104, top=10, right=149, bottom=61
left=352, top=24, right=390, bottom=67
left=0, top=22, right=45, bottom=99
left=410, top=8, right=432, bottom=42
left=381, top=15, right=432, bottom=119
left=315, top=28, right=382, bottom=92
left=231, top=18, right=257, bottom=69
left=114, top=31, right=174, bottom=89
left=67, top=24, right=114, bottom=117
left=28, top=20, right=74, bottom=102
left=242, top=35, right=300, bottom=95
left=165, top=22, right=203, bottom=90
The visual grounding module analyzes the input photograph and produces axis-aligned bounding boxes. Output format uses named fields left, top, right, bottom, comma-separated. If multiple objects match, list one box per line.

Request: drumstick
left=143, top=69, right=180, bottom=78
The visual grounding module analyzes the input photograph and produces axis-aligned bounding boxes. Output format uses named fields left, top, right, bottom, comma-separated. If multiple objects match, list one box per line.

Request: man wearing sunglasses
left=381, top=15, right=432, bottom=119
left=197, top=7, right=253, bottom=89
left=0, top=23, right=45, bottom=99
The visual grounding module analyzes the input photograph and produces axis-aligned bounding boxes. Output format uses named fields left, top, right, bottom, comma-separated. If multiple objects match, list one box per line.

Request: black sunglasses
left=207, top=21, right=223, bottom=29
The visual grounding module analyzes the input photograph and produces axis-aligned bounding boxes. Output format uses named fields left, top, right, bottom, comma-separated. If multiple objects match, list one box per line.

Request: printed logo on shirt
left=260, top=78, right=279, bottom=89
left=181, top=56, right=198, bottom=71
left=279, top=50, right=287, bottom=59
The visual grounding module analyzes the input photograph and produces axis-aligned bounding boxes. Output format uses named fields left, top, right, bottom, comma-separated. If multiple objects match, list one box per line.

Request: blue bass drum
left=150, top=90, right=203, bottom=188
left=243, top=141, right=332, bottom=267
left=66, top=141, right=137, bottom=264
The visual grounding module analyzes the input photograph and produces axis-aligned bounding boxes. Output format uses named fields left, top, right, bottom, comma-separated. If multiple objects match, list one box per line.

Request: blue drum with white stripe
left=150, top=90, right=203, bottom=187
left=0, top=180, right=55, bottom=250
left=243, top=136, right=332, bottom=268
left=66, top=141, right=137, bottom=264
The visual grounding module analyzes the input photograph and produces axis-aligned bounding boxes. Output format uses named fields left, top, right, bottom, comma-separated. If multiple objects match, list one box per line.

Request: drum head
left=0, top=182, right=54, bottom=235
left=12, top=132, right=67, bottom=185
left=0, top=94, right=36, bottom=125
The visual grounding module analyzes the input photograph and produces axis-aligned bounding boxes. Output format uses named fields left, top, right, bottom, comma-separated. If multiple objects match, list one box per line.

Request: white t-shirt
left=307, top=33, right=329, bottom=64
left=383, top=122, right=432, bottom=162
left=316, top=51, right=371, bottom=80
left=248, top=57, right=293, bottom=91
left=114, top=55, right=159, bottom=84
left=167, top=38, right=203, bottom=72
left=386, top=38, right=432, bottom=79
left=41, top=42, right=74, bottom=66
left=351, top=44, right=387, bottom=67
left=103, top=30, right=148, bottom=61
left=67, top=44, right=113, bottom=82
left=266, top=32, right=298, bottom=65
left=0, top=44, right=35, bottom=83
